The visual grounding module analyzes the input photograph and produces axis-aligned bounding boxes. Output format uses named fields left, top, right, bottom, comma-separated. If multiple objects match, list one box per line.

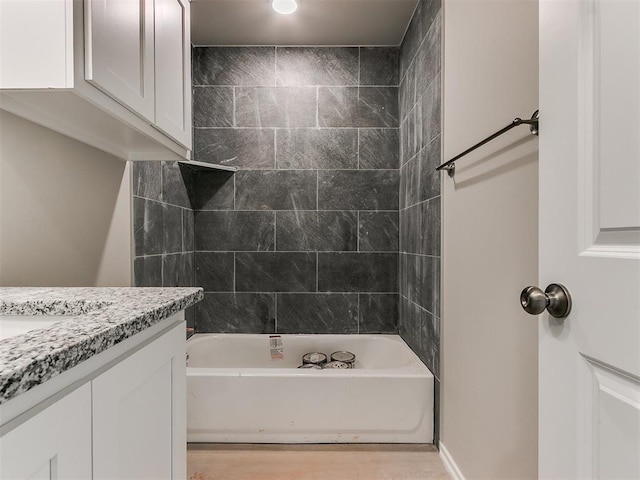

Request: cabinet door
left=85, top=0, right=155, bottom=121
left=0, top=383, right=92, bottom=480
left=92, top=324, right=185, bottom=480
left=154, top=0, right=191, bottom=148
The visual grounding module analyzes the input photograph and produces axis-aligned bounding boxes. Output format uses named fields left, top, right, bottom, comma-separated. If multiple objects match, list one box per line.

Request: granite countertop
left=0, top=287, right=203, bottom=405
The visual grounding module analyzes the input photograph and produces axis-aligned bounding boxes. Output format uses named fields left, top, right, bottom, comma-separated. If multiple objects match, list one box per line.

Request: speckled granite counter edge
left=0, top=287, right=203, bottom=404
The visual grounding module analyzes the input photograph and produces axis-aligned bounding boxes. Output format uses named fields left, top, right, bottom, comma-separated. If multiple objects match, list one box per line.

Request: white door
left=155, top=0, right=191, bottom=148
left=538, top=0, right=640, bottom=478
left=85, top=0, right=155, bottom=121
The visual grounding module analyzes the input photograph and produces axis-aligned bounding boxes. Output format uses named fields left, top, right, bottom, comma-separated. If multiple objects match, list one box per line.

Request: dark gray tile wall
left=192, top=46, right=400, bottom=335
left=132, top=161, right=197, bottom=329
left=399, top=0, right=442, bottom=443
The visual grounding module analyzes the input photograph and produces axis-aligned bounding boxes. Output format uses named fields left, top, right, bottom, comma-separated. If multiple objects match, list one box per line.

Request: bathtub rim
left=186, top=333, right=434, bottom=378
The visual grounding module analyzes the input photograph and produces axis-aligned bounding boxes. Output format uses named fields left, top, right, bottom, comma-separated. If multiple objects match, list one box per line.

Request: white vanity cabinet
left=0, top=384, right=92, bottom=480
left=93, top=322, right=186, bottom=480
left=0, top=0, right=192, bottom=160
left=0, top=317, right=186, bottom=480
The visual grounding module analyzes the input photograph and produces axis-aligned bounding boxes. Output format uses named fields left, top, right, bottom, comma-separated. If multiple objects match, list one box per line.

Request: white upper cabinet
left=155, top=0, right=191, bottom=147
left=85, top=0, right=156, bottom=122
left=0, top=0, right=192, bottom=160
left=0, top=0, right=73, bottom=88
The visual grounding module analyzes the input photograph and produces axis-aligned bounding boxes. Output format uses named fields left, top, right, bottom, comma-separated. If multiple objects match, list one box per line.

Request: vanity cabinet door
left=154, top=0, right=191, bottom=148
left=92, top=323, right=186, bottom=480
left=0, top=383, right=92, bottom=480
left=85, top=0, right=155, bottom=122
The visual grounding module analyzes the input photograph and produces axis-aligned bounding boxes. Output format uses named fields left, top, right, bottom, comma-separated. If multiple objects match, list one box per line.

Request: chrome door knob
left=520, top=283, right=572, bottom=318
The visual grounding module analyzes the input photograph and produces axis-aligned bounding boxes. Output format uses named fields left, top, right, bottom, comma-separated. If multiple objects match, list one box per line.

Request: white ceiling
left=191, top=0, right=419, bottom=46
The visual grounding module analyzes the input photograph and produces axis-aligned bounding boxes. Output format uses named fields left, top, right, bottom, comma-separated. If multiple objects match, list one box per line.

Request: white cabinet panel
left=0, top=0, right=73, bottom=89
left=85, top=0, right=155, bottom=121
left=155, top=0, right=191, bottom=148
left=0, top=383, right=92, bottom=480
left=93, top=324, right=185, bottom=480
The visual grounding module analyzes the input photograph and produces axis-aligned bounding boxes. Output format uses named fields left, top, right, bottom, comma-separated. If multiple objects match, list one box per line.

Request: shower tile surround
left=398, top=0, right=443, bottom=442
left=192, top=46, right=399, bottom=335
left=133, top=2, right=441, bottom=436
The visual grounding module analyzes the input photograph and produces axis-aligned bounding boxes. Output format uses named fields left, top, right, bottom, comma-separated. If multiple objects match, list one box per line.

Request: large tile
left=359, top=129, right=399, bottom=169
left=196, top=293, right=276, bottom=333
left=318, top=170, right=398, bottom=211
left=419, top=136, right=442, bottom=201
left=399, top=61, right=417, bottom=123
left=192, top=170, right=235, bottom=211
left=193, top=87, right=234, bottom=127
left=193, top=47, right=276, bottom=86
left=276, top=47, right=358, bottom=86
left=133, top=255, right=162, bottom=287
left=163, top=204, right=183, bottom=254
left=358, top=87, right=399, bottom=128
left=421, top=76, right=441, bottom=148
left=359, top=294, right=399, bottom=333
left=133, top=161, right=161, bottom=201
left=421, top=0, right=442, bottom=38
left=420, top=196, right=441, bottom=257
left=360, top=47, right=399, bottom=86
left=406, top=254, right=440, bottom=315
left=235, top=87, right=317, bottom=128
left=194, top=128, right=275, bottom=169
left=235, top=252, right=316, bottom=292
left=162, top=161, right=192, bottom=209
left=415, top=13, right=441, bottom=99
left=276, top=211, right=357, bottom=252
left=195, top=252, right=234, bottom=292
left=318, top=87, right=358, bottom=127
left=419, top=309, right=440, bottom=377
left=401, top=205, right=421, bottom=254
left=401, top=154, right=420, bottom=209
left=163, top=252, right=194, bottom=287
left=133, top=197, right=164, bottom=256
left=235, top=170, right=317, bottom=211
left=359, top=211, right=398, bottom=252
left=183, top=208, right=194, bottom=252
left=195, top=211, right=275, bottom=251
left=399, top=0, right=423, bottom=79
left=318, top=87, right=399, bottom=128
left=399, top=294, right=421, bottom=354
left=277, top=293, right=358, bottom=334
left=318, top=253, right=398, bottom=292
left=276, top=129, right=357, bottom=169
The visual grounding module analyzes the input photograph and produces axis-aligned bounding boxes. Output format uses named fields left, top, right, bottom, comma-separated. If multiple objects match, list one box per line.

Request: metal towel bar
left=436, top=110, right=539, bottom=177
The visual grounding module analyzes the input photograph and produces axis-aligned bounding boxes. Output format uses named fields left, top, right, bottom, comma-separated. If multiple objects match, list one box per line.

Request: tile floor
left=188, top=444, right=451, bottom=480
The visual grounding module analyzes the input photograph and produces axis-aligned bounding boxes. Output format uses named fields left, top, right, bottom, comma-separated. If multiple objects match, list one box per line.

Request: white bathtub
left=186, top=334, right=434, bottom=444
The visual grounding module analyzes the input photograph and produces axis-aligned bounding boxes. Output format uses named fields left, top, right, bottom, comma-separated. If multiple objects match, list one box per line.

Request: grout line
left=232, top=87, right=236, bottom=127
left=201, top=291, right=399, bottom=296
left=316, top=251, right=319, bottom=292
left=357, top=293, right=361, bottom=334
left=233, top=252, right=236, bottom=292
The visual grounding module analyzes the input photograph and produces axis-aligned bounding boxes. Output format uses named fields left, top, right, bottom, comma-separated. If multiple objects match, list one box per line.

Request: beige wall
left=0, top=110, right=132, bottom=287
left=441, top=0, right=538, bottom=478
